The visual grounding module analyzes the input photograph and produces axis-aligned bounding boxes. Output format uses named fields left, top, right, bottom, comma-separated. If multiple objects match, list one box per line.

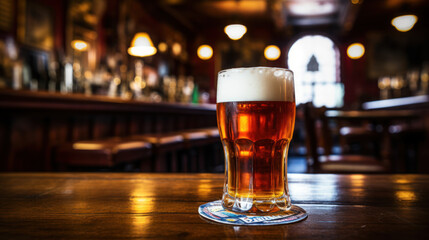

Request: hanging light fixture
left=71, top=40, right=88, bottom=51
left=391, top=14, right=418, bottom=32
left=347, top=43, right=365, bottom=59
left=197, top=45, right=213, bottom=60
left=264, top=45, right=281, bottom=61
left=224, top=24, right=247, bottom=40
left=128, top=32, right=157, bottom=57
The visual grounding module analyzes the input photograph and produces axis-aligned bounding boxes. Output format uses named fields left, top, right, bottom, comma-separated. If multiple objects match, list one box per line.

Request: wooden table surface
left=1, top=173, right=429, bottom=239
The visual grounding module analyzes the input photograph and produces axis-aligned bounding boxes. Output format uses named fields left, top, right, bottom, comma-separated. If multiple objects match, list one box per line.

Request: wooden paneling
left=0, top=90, right=217, bottom=171
left=92, top=115, right=113, bottom=140
left=71, top=116, right=91, bottom=141
left=9, top=116, right=45, bottom=170
left=0, top=117, right=10, bottom=170
left=46, top=117, right=69, bottom=170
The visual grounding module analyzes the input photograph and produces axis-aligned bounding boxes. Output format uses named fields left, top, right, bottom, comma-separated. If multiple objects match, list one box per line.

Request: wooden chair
left=55, top=139, right=152, bottom=171
left=303, top=103, right=387, bottom=173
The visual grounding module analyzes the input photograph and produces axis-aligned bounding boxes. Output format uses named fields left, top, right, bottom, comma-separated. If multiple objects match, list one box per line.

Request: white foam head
left=216, top=67, right=294, bottom=103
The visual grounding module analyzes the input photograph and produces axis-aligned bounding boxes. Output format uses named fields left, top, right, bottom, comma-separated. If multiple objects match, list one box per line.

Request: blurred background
left=0, top=0, right=428, bottom=173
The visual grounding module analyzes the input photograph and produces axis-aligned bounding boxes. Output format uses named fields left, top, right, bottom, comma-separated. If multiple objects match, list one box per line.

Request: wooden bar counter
left=0, top=90, right=217, bottom=171
left=1, top=173, right=428, bottom=239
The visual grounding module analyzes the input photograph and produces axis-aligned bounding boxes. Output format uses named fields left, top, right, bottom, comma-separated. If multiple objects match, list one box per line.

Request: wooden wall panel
left=143, top=115, right=154, bottom=134
left=0, top=118, right=10, bottom=171
left=71, top=117, right=91, bottom=141
left=92, top=115, right=113, bottom=139
left=129, top=116, right=143, bottom=135
left=113, top=115, right=128, bottom=137
left=46, top=117, right=69, bottom=170
left=9, top=116, right=45, bottom=171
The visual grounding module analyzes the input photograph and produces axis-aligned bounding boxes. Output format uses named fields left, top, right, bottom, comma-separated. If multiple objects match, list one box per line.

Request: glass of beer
left=217, top=67, right=295, bottom=214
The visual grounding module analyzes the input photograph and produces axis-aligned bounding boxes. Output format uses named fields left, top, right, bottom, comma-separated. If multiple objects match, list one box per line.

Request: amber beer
left=216, top=67, right=295, bottom=213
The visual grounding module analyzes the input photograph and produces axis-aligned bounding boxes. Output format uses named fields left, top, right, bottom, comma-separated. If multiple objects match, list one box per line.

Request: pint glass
left=217, top=67, right=295, bottom=214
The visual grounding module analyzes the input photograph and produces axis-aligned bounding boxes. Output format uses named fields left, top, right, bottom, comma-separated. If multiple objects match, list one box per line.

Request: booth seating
left=55, top=139, right=152, bottom=171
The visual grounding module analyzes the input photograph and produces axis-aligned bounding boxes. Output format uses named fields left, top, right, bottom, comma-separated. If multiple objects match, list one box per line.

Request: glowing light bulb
left=197, top=45, right=213, bottom=60
left=172, top=42, right=182, bottom=56
left=347, top=43, right=365, bottom=59
left=224, top=24, right=247, bottom=40
left=391, top=15, right=418, bottom=32
left=71, top=40, right=88, bottom=51
left=264, top=45, right=281, bottom=61
left=158, top=42, right=168, bottom=53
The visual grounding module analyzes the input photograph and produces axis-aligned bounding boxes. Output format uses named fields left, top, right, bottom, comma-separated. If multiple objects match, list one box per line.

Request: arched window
left=287, top=35, right=343, bottom=108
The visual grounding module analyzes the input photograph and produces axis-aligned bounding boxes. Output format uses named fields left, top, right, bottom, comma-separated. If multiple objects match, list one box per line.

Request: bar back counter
left=0, top=90, right=217, bottom=171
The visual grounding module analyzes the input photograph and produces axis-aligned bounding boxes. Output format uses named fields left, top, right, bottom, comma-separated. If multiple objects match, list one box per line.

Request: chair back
left=303, top=103, right=319, bottom=171
left=303, top=103, right=333, bottom=172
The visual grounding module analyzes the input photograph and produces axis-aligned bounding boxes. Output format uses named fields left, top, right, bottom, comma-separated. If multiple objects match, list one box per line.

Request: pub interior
left=1, top=0, right=429, bottom=238
left=1, top=0, right=428, bottom=173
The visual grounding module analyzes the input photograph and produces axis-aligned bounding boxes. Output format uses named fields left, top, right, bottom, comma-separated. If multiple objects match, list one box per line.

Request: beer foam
left=217, top=67, right=295, bottom=103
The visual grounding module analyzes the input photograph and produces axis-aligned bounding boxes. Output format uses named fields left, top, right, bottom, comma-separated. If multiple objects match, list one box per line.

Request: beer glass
left=217, top=67, right=295, bottom=214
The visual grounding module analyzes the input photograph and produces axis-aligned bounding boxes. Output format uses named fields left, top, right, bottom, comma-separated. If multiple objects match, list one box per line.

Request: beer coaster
left=198, top=200, right=307, bottom=226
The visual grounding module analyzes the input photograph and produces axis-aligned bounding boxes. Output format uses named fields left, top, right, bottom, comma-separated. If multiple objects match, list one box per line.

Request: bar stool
left=55, top=139, right=152, bottom=171
left=127, top=133, right=184, bottom=172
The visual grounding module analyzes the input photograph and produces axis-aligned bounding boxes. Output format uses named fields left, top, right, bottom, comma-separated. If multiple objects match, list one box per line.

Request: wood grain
left=1, top=173, right=428, bottom=239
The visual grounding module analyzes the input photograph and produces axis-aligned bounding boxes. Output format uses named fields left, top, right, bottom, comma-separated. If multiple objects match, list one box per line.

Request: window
left=287, top=35, right=343, bottom=108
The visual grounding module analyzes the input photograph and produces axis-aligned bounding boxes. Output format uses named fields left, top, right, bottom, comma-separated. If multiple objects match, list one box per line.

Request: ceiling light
left=71, top=40, right=88, bottom=51
left=286, top=1, right=338, bottom=16
left=158, top=42, right=168, bottom=53
left=347, top=43, right=365, bottom=59
left=264, top=45, right=281, bottom=61
left=391, top=15, right=418, bottom=32
left=224, top=24, right=247, bottom=40
left=197, top=45, right=213, bottom=60
left=172, top=42, right=182, bottom=56
left=128, top=32, right=157, bottom=57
